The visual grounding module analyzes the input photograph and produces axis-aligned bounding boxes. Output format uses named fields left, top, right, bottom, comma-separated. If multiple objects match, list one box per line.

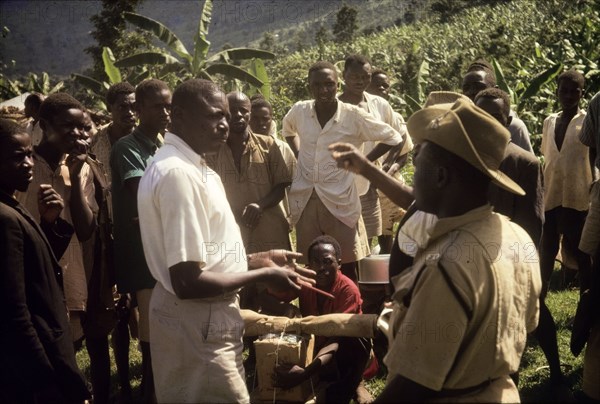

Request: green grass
left=76, top=266, right=584, bottom=402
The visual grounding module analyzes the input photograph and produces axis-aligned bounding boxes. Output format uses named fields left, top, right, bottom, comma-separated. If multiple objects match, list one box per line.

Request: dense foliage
left=268, top=0, right=600, bottom=154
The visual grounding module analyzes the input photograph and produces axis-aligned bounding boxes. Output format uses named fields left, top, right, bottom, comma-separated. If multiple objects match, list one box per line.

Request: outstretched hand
left=265, top=266, right=316, bottom=293
left=249, top=249, right=302, bottom=268
left=329, top=142, right=371, bottom=175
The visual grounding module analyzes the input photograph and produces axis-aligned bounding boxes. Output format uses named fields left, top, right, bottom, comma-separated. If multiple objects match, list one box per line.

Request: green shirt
left=110, top=128, right=162, bottom=293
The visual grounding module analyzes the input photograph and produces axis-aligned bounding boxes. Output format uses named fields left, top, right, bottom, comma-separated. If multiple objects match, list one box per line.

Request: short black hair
left=467, top=58, right=493, bottom=73
left=226, top=91, right=250, bottom=104
left=38, top=93, right=84, bottom=123
left=135, top=79, right=171, bottom=106
left=251, top=97, right=272, bottom=112
left=307, top=235, right=342, bottom=262
left=474, top=87, right=511, bottom=118
left=344, top=54, right=371, bottom=72
left=557, top=69, right=585, bottom=89
left=250, top=94, right=265, bottom=102
left=466, top=59, right=496, bottom=87
left=24, top=93, right=44, bottom=108
left=371, top=69, right=388, bottom=78
left=106, top=82, right=135, bottom=106
left=308, top=61, right=337, bottom=79
left=0, top=118, right=27, bottom=145
left=172, top=79, right=221, bottom=111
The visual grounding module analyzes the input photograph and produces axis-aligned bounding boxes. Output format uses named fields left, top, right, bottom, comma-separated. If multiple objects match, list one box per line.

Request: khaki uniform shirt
left=384, top=205, right=541, bottom=392
left=541, top=109, right=592, bottom=211
left=16, top=151, right=97, bottom=311
left=207, top=131, right=293, bottom=253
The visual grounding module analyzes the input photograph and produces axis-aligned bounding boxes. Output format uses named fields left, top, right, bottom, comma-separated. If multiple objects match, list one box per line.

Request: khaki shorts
left=360, top=186, right=382, bottom=239
left=580, top=181, right=600, bottom=256
left=136, top=288, right=153, bottom=342
left=378, top=190, right=406, bottom=236
left=295, top=192, right=369, bottom=264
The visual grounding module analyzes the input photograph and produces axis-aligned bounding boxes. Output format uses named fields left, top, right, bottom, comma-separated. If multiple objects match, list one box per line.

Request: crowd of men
left=1, top=54, right=599, bottom=404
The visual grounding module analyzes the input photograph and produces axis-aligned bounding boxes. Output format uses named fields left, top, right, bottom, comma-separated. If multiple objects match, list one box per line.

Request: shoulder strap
left=401, top=264, right=428, bottom=308
left=438, top=263, right=473, bottom=321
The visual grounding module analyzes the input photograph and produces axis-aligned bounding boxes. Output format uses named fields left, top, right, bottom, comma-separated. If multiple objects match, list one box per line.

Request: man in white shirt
left=283, top=61, right=403, bottom=281
left=137, top=79, right=313, bottom=403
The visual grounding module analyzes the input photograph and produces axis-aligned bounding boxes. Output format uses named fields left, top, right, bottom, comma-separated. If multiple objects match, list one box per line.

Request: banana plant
left=492, top=58, right=562, bottom=112
left=114, top=0, right=275, bottom=90
left=404, top=58, right=430, bottom=116
left=0, top=72, right=64, bottom=101
left=72, top=47, right=151, bottom=110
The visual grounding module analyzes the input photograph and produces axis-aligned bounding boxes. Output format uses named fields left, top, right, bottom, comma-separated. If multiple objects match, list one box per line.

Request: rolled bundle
left=242, top=309, right=378, bottom=338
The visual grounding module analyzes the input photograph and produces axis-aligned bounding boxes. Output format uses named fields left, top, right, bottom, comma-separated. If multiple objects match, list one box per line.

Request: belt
left=438, top=378, right=499, bottom=398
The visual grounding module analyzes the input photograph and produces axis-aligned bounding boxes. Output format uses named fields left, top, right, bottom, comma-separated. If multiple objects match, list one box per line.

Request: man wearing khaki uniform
left=331, top=100, right=542, bottom=402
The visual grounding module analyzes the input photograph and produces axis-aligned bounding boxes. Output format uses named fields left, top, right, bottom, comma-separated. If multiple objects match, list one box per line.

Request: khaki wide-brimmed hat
left=423, top=91, right=472, bottom=108
left=407, top=99, right=525, bottom=195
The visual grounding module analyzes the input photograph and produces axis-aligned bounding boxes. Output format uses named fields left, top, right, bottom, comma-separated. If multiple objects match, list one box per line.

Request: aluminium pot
left=358, top=254, right=390, bottom=284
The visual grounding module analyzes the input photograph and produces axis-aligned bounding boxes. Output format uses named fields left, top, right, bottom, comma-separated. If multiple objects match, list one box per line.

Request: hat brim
left=408, top=106, right=525, bottom=196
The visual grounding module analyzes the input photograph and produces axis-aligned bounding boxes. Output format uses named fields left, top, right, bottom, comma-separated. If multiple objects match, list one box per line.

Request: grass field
left=75, top=267, right=585, bottom=403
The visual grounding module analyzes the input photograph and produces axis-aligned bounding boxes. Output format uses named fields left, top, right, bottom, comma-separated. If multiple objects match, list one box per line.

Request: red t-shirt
left=298, top=271, right=363, bottom=316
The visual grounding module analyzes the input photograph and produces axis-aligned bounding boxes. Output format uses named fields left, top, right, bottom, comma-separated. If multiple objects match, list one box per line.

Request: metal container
left=358, top=254, right=390, bottom=284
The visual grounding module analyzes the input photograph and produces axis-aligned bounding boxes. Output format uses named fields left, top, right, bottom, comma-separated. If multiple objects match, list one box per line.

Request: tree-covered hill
left=0, top=0, right=422, bottom=77
left=268, top=0, right=599, bottom=152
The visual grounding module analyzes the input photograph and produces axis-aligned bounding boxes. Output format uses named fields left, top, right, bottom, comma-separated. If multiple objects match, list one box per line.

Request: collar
left=0, top=189, right=18, bottom=207
left=133, top=127, right=163, bottom=153
left=426, top=204, right=493, bottom=243
left=32, top=146, right=67, bottom=169
left=163, top=132, right=204, bottom=165
left=310, top=99, right=342, bottom=124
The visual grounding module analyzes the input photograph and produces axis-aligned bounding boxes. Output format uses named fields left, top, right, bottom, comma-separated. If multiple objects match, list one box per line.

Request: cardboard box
left=254, top=334, right=315, bottom=402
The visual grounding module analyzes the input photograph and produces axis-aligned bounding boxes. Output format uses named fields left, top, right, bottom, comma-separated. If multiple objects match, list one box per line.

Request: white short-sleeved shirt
left=282, top=100, right=403, bottom=228
left=354, top=92, right=412, bottom=195
left=541, top=109, right=592, bottom=211
left=138, top=132, right=247, bottom=296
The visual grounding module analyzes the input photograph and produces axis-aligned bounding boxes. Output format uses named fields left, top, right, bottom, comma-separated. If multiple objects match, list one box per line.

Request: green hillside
left=268, top=0, right=599, bottom=152
left=0, top=0, right=418, bottom=78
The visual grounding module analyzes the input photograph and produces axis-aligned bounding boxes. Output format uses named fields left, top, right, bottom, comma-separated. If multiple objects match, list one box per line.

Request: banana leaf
left=415, top=60, right=429, bottom=103
left=192, top=0, right=213, bottom=74
left=208, top=48, right=275, bottom=63
left=205, top=63, right=264, bottom=88
left=248, top=58, right=271, bottom=100
left=492, top=58, right=516, bottom=105
left=115, top=52, right=182, bottom=68
left=72, top=74, right=108, bottom=95
left=127, top=68, right=151, bottom=85
left=518, top=63, right=562, bottom=111
left=195, top=70, right=213, bottom=81
left=48, top=81, right=65, bottom=94
left=102, top=47, right=122, bottom=84
left=124, top=12, right=191, bottom=62
left=404, top=94, right=423, bottom=116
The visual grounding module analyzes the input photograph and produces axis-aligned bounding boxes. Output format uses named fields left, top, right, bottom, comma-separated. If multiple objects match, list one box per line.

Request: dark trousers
left=322, top=337, right=372, bottom=403
left=540, top=207, right=591, bottom=294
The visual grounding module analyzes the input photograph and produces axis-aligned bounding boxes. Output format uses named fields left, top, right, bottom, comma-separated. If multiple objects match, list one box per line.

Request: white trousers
left=150, top=282, right=249, bottom=403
